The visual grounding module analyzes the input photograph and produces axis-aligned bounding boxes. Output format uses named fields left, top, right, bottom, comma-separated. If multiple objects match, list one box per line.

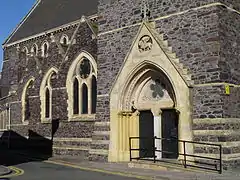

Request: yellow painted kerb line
left=45, top=160, right=153, bottom=180
left=0, top=166, right=24, bottom=178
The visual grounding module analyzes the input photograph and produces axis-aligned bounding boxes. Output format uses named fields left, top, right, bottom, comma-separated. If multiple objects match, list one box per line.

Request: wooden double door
left=139, top=109, right=179, bottom=159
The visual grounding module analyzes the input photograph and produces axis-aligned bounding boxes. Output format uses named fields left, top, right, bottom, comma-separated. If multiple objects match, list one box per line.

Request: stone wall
left=98, top=0, right=240, bottom=164
left=98, top=0, right=226, bottom=33
left=223, top=87, right=240, bottom=118
left=1, top=21, right=97, bottom=158
left=97, top=2, right=226, bottom=122
left=219, top=6, right=240, bottom=84
left=192, top=85, right=224, bottom=119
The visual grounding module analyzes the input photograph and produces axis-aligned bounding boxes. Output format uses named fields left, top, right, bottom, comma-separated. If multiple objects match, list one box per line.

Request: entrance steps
left=128, top=159, right=217, bottom=174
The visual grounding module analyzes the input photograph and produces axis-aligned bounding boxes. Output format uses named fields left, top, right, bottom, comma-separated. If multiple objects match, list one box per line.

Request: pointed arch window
left=66, top=52, right=97, bottom=120
left=73, top=78, right=79, bottom=115
left=22, top=78, right=34, bottom=124
left=45, top=87, right=50, bottom=118
left=25, top=91, right=30, bottom=120
left=82, top=83, right=88, bottom=114
left=91, top=76, right=97, bottom=113
left=60, top=34, right=69, bottom=46
left=22, top=47, right=28, bottom=65
left=40, top=68, right=58, bottom=122
left=41, top=41, right=49, bottom=57
left=31, top=44, right=38, bottom=56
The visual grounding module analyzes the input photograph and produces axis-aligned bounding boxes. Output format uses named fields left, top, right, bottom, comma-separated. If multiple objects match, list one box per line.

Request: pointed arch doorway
left=109, top=60, right=192, bottom=162
left=126, top=66, right=179, bottom=159
left=108, top=22, right=193, bottom=163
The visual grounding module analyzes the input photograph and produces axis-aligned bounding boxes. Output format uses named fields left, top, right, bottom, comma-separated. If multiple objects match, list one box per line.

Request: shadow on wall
left=0, top=119, right=59, bottom=166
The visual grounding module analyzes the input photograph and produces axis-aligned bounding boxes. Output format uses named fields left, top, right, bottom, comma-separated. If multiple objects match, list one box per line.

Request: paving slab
left=48, top=156, right=240, bottom=180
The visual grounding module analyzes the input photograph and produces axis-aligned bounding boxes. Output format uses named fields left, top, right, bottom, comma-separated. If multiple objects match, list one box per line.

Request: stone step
left=53, top=147, right=89, bottom=158
left=128, top=159, right=214, bottom=174
left=90, top=143, right=109, bottom=150
left=89, top=149, right=108, bottom=156
left=53, top=139, right=91, bottom=147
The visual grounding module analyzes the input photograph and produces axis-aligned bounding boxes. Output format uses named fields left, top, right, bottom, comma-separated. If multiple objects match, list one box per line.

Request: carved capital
left=151, top=107, right=162, bottom=116
left=132, top=110, right=140, bottom=116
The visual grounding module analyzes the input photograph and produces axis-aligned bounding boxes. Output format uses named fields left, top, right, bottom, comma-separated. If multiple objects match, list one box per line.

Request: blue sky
left=0, top=0, right=36, bottom=71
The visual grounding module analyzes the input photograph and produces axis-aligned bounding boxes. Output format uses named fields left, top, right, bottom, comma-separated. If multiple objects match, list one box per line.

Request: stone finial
left=141, top=0, right=150, bottom=21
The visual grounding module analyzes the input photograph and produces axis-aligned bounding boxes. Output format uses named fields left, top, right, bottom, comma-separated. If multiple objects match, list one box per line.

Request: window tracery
left=66, top=52, right=97, bottom=120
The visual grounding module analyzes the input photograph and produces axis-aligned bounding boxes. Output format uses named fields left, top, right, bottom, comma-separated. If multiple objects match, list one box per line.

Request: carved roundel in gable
left=138, top=35, right=153, bottom=52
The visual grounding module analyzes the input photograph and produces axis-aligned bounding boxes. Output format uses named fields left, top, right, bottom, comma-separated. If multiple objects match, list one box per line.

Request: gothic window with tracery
left=67, top=53, right=97, bottom=120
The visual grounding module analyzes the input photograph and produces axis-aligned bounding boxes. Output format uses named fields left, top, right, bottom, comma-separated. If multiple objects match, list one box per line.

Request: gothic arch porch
left=109, top=22, right=193, bottom=162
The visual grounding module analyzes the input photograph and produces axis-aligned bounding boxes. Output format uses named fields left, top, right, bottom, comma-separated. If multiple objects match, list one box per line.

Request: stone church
left=0, top=0, right=240, bottom=170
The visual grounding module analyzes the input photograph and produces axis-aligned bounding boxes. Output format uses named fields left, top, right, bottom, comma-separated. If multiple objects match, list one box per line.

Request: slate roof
left=5, top=0, right=98, bottom=44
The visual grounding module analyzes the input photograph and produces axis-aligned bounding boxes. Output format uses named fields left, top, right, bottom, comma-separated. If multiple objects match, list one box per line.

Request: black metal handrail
left=129, top=136, right=222, bottom=174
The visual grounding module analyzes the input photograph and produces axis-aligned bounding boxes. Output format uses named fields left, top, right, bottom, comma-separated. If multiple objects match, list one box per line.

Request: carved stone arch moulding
left=121, top=63, right=176, bottom=111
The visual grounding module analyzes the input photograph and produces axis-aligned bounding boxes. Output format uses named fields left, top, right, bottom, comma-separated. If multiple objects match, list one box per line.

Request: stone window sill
left=69, top=114, right=96, bottom=122
left=41, top=119, right=52, bottom=124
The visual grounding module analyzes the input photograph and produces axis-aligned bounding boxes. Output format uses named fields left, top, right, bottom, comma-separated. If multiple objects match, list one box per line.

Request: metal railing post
left=153, top=136, right=156, bottom=163
left=219, top=145, right=222, bottom=174
left=129, top=137, right=132, bottom=161
left=183, top=141, right=187, bottom=168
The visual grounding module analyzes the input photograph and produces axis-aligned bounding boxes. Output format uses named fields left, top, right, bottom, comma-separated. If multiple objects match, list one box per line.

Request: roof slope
left=5, top=0, right=98, bottom=44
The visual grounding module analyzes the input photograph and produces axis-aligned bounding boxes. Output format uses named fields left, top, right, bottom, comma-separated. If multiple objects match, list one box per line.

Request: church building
left=0, top=0, right=240, bottom=170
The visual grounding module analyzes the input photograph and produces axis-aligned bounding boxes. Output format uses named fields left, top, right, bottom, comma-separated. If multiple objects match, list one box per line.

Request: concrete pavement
left=48, top=156, right=240, bottom=180
left=2, top=149, right=240, bottom=180
left=0, top=165, right=12, bottom=176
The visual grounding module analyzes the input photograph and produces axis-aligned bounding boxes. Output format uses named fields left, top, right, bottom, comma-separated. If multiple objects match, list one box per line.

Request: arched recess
left=60, top=34, right=69, bottom=45
left=40, top=67, right=58, bottom=122
left=109, top=60, right=192, bottom=162
left=21, top=77, right=35, bottom=124
left=31, top=43, right=38, bottom=56
left=66, top=51, right=97, bottom=120
left=22, top=46, right=29, bottom=65
left=41, top=41, right=49, bottom=57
